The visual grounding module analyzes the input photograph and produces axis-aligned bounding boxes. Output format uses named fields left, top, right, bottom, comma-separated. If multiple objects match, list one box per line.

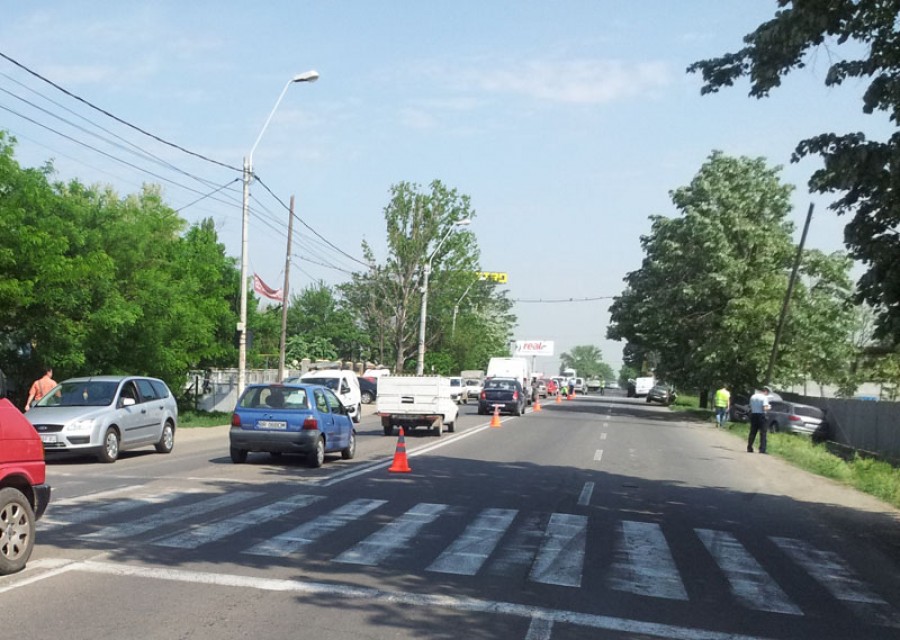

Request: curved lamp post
left=238, top=70, right=319, bottom=396
left=415, top=218, right=471, bottom=375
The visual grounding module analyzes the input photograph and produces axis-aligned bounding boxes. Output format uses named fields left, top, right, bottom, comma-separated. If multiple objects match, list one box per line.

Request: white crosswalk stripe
left=696, top=529, right=801, bottom=615
left=242, top=498, right=387, bottom=558
left=608, top=520, right=688, bottom=600
left=154, top=494, right=323, bottom=549
left=44, top=488, right=900, bottom=627
left=428, top=508, right=517, bottom=576
left=333, top=503, right=449, bottom=566
left=771, top=536, right=900, bottom=628
left=81, top=490, right=263, bottom=540
left=529, top=513, right=587, bottom=587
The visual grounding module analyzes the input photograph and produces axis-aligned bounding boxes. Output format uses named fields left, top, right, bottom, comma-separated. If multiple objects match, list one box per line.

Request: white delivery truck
left=376, top=376, right=459, bottom=437
left=486, top=357, right=535, bottom=404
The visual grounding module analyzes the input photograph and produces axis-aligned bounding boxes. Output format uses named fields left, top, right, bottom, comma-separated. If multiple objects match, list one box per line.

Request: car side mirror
left=121, top=397, right=136, bottom=407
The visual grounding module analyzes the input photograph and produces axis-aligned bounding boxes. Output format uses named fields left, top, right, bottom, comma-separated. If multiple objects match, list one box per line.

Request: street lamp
left=238, top=70, right=319, bottom=396
left=416, top=218, right=471, bottom=375
left=451, top=276, right=480, bottom=338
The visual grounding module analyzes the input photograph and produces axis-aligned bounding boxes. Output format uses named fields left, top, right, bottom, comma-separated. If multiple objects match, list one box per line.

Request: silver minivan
left=26, top=376, right=177, bottom=463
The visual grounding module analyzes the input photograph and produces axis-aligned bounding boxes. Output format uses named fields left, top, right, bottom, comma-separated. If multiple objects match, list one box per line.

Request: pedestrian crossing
left=41, top=487, right=900, bottom=628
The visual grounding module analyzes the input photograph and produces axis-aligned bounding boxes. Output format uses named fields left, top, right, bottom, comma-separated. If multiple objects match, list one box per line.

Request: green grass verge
left=179, top=410, right=231, bottom=428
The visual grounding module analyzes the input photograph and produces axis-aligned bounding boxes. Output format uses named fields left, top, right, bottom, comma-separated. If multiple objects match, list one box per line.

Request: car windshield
left=450, top=379, right=461, bottom=387
left=795, top=405, right=824, bottom=419
left=302, top=377, right=338, bottom=391
left=36, top=381, right=118, bottom=407
left=239, top=386, right=309, bottom=410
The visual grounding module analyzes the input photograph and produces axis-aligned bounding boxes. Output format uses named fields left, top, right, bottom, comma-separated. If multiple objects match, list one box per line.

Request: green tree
left=607, top=151, right=855, bottom=395
left=559, top=345, right=615, bottom=381
left=687, top=1, right=900, bottom=342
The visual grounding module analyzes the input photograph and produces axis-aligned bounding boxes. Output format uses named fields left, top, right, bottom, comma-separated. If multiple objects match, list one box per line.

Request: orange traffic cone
left=555, top=393, right=562, bottom=404
left=490, top=406, right=502, bottom=428
left=388, top=427, right=411, bottom=473
left=533, top=397, right=542, bottom=412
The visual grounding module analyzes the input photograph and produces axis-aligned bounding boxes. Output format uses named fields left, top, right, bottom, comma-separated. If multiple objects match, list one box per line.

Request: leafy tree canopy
left=559, top=345, right=615, bottom=382
left=687, top=0, right=900, bottom=343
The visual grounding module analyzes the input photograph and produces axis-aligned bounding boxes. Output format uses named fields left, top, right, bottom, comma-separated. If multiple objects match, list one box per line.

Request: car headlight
left=68, top=419, right=96, bottom=432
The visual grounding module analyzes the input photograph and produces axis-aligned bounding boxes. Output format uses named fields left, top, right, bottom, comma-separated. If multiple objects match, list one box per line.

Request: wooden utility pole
left=278, top=195, right=295, bottom=382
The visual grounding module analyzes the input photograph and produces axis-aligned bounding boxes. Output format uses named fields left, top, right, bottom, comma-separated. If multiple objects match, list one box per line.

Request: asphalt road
left=2, top=393, right=899, bottom=639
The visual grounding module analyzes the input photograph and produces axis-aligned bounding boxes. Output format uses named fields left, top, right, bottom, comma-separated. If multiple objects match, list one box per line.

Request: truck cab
left=0, top=398, right=51, bottom=575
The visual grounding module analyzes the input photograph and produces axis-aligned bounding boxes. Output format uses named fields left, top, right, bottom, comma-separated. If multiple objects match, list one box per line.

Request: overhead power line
left=0, top=50, right=241, bottom=173
left=511, top=296, right=616, bottom=303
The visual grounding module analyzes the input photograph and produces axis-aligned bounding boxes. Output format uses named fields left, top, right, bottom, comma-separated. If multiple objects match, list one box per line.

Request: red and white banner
left=514, top=340, right=554, bottom=356
left=253, top=273, right=283, bottom=302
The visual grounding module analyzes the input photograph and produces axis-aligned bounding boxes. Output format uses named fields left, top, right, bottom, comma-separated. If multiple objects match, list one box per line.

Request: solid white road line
left=771, top=536, right=900, bottom=628
left=529, top=513, right=588, bottom=587
left=243, top=498, right=387, bottom=558
left=427, top=508, right=517, bottom=576
left=695, top=529, right=801, bottom=615
left=334, top=503, right=448, bottom=566
left=154, top=494, right=323, bottom=549
left=577, top=482, right=595, bottom=506
left=69, top=560, right=777, bottom=640
left=609, top=521, right=688, bottom=600
left=81, top=490, right=263, bottom=540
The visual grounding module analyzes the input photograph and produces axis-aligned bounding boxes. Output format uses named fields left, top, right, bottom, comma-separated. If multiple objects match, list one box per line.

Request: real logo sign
left=514, top=341, right=554, bottom=357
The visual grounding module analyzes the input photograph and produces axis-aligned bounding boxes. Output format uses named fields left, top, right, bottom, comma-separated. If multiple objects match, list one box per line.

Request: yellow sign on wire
left=478, top=271, right=508, bottom=284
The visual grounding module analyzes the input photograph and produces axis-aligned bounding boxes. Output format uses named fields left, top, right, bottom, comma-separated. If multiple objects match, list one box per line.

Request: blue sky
left=1, top=2, right=889, bottom=374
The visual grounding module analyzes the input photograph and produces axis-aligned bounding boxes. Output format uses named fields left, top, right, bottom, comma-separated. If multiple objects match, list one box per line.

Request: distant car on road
left=766, top=400, right=825, bottom=435
left=26, top=375, right=177, bottom=463
left=533, top=379, right=548, bottom=398
left=586, top=379, right=602, bottom=392
left=229, top=382, right=356, bottom=467
left=359, top=377, right=377, bottom=405
left=604, top=381, right=620, bottom=390
left=478, top=377, right=526, bottom=417
left=646, top=383, right=677, bottom=406
left=449, top=376, right=464, bottom=404
left=462, top=377, right=483, bottom=403
left=574, top=377, right=587, bottom=393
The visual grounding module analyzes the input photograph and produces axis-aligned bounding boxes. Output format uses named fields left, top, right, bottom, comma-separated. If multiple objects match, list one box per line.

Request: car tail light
left=480, top=391, right=486, bottom=400
left=513, top=390, right=519, bottom=400
left=231, top=414, right=241, bottom=427
left=303, top=416, right=318, bottom=430
left=789, top=415, right=802, bottom=422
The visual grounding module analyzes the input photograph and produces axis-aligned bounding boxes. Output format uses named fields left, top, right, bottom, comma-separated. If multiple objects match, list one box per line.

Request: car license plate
left=40, top=434, right=57, bottom=444
left=257, top=420, right=287, bottom=430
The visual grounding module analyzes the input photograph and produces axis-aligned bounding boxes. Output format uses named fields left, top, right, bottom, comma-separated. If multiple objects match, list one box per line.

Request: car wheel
left=353, top=404, right=361, bottom=424
left=769, top=421, right=779, bottom=433
left=513, top=402, right=522, bottom=417
left=0, top=487, right=35, bottom=576
left=341, top=430, right=357, bottom=460
left=230, top=446, right=247, bottom=463
left=97, top=427, right=120, bottom=463
left=433, top=416, right=443, bottom=437
left=308, top=437, right=325, bottom=467
left=381, top=416, right=393, bottom=436
left=447, top=421, right=455, bottom=433
left=361, top=391, right=375, bottom=405
left=155, top=421, right=175, bottom=454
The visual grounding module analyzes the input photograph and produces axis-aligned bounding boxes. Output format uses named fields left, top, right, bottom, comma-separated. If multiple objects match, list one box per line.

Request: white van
left=298, top=369, right=362, bottom=423
left=486, top=357, right=534, bottom=404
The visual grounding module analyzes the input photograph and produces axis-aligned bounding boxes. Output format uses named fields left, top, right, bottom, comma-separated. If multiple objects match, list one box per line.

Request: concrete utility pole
left=278, top=195, right=295, bottom=382
left=765, top=202, right=814, bottom=386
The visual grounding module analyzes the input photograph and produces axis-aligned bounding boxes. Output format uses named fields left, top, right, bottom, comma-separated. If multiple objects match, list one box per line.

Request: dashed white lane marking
left=524, top=616, right=554, bottom=640
left=82, top=491, right=262, bottom=540
left=577, top=482, right=595, bottom=506
left=609, top=521, right=688, bottom=600
left=154, top=494, right=323, bottom=549
left=771, top=537, right=900, bottom=627
left=603, top=422, right=609, bottom=428
left=600, top=432, right=607, bottom=440
left=529, top=513, right=587, bottom=587
left=593, top=449, right=603, bottom=461
left=428, top=508, right=517, bottom=575
left=334, top=503, right=448, bottom=566
left=696, top=529, right=801, bottom=615
left=243, top=498, right=387, bottom=558
left=64, top=560, right=777, bottom=640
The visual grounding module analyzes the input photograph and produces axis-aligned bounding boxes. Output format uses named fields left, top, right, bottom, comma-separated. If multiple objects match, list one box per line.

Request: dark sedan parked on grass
left=477, top=377, right=526, bottom=417
left=646, top=383, right=677, bottom=406
left=229, top=383, right=356, bottom=467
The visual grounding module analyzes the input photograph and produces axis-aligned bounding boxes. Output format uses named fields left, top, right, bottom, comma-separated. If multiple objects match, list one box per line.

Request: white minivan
left=296, top=370, right=362, bottom=423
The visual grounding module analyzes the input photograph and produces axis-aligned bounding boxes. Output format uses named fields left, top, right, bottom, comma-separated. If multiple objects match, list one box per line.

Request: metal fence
left=780, top=391, right=900, bottom=464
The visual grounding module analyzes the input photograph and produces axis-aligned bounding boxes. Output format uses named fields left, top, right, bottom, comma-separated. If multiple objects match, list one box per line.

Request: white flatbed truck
left=376, top=376, right=459, bottom=437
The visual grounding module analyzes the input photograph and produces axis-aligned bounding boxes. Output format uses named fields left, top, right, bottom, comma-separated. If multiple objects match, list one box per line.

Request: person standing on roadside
left=713, top=384, right=731, bottom=428
left=747, top=385, right=771, bottom=453
left=25, top=366, right=56, bottom=412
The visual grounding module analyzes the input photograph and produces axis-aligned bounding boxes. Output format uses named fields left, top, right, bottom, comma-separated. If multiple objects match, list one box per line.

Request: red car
left=0, top=398, right=51, bottom=574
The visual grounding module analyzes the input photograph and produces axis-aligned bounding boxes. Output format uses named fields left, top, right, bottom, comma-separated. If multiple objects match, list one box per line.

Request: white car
left=449, top=376, right=464, bottom=404
left=296, top=370, right=362, bottom=423
left=462, top=378, right=483, bottom=403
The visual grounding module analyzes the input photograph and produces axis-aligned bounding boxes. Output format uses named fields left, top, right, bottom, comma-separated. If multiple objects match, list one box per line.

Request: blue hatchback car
left=229, top=383, right=356, bottom=467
